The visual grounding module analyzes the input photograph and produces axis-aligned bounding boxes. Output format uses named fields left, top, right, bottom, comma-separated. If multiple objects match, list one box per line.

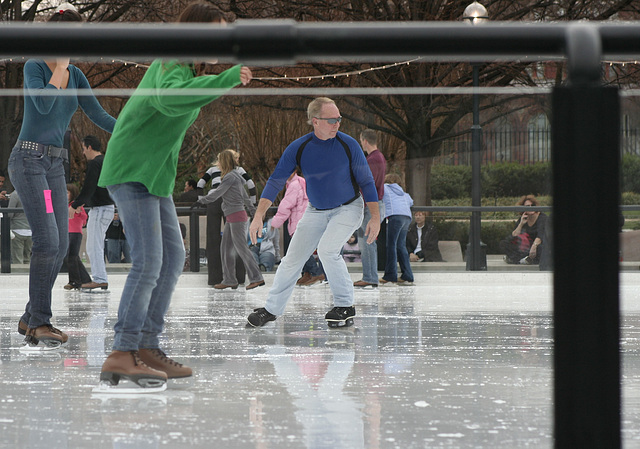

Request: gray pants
left=221, top=221, right=263, bottom=285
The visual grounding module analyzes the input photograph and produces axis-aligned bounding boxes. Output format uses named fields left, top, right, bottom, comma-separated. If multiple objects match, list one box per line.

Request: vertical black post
left=1, top=213, right=10, bottom=273
left=552, top=34, right=621, bottom=449
left=553, top=24, right=621, bottom=449
left=466, top=63, right=487, bottom=271
left=189, top=209, right=200, bottom=272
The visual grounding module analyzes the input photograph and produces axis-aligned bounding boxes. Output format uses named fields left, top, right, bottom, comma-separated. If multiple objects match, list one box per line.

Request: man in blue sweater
left=247, top=97, right=380, bottom=328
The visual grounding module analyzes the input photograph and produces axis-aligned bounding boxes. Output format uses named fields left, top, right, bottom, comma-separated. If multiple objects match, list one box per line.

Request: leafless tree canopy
left=1, top=0, right=639, bottom=201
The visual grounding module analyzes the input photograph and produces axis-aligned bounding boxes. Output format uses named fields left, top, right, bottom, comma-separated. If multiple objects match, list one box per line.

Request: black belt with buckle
left=315, top=194, right=361, bottom=211
left=17, top=140, right=68, bottom=160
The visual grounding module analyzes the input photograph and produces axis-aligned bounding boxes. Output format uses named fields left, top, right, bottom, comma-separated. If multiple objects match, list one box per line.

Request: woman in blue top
left=9, top=7, right=116, bottom=350
left=380, top=173, right=415, bottom=285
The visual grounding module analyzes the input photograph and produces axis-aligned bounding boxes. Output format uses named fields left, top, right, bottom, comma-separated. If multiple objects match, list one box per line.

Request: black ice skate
left=246, top=307, right=277, bottom=328
left=325, top=306, right=356, bottom=328
left=93, top=350, right=168, bottom=394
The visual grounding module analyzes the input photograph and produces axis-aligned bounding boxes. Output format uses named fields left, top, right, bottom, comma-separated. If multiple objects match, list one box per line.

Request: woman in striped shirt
left=198, top=150, right=256, bottom=285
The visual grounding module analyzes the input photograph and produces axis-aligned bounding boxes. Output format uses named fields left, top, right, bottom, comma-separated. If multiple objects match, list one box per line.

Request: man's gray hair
left=307, top=97, right=336, bottom=125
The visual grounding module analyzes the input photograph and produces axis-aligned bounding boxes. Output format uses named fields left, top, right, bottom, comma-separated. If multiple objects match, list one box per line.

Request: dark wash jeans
left=8, top=144, right=69, bottom=328
left=383, top=214, right=414, bottom=283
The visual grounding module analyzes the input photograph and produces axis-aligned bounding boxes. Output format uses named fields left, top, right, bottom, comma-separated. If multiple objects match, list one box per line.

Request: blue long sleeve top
left=18, top=59, right=116, bottom=147
left=383, top=183, right=414, bottom=218
left=261, top=131, right=378, bottom=210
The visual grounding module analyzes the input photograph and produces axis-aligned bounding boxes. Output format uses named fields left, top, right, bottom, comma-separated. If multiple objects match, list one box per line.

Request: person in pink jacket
left=271, top=172, right=325, bottom=286
left=271, top=172, right=308, bottom=235
left=64, top=184, right=92, bottom=290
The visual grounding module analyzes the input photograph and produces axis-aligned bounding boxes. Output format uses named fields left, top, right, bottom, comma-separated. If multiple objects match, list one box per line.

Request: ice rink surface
left=2, top=271, right=640, bottom=448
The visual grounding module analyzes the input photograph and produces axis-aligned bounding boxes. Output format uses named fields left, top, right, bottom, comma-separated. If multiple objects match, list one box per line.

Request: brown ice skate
left=138, top=348, right=193, bottom=379
left=99, top=350, right=168, bottom=389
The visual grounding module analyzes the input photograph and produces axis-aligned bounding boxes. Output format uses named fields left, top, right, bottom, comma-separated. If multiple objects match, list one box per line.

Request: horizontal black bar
left=0, top=21, right=638, bottom=62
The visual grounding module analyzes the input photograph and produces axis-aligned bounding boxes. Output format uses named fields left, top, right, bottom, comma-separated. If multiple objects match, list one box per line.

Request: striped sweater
left=197, top=165, right=256, bottom=204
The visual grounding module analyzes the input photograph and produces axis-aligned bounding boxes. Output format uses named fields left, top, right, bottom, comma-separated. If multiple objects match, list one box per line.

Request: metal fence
left=437, top=128, right=640, bottom=166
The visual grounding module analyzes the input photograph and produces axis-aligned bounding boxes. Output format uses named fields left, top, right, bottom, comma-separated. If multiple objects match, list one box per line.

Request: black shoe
left=325, top=306, right=356, bottom=328
left=247, top=307, right=276, bottom=327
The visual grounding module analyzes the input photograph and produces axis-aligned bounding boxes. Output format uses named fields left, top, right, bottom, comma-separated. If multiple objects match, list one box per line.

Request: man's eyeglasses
left=315, top=116, right=342, bottom=124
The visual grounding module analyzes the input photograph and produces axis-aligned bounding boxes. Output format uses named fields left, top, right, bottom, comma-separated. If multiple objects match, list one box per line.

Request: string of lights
left=605, top=60, right=640, bottom=67
left=251, top=58, right=422, bottom=81
left=2, top=56, right=640, bottom=70
left=0, top=86, right=553, bottom=98
left=0, top=56, right=423, bottom=81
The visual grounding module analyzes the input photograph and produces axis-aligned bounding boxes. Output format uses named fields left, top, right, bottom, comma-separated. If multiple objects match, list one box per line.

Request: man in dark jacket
left=406, top=211, right=443, bottom=262
left=0, top=170, right=8, bottom=207
left=69, top=135, right=115, bottom=289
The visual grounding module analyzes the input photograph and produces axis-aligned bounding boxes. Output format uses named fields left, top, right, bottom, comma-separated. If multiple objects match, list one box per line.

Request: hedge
left=432, top=158, right=640, bottom=200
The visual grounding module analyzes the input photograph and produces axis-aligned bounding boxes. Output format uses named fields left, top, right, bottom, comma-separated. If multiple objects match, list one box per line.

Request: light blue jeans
left=86, top=204, right=114, bottom=284
left=265, top=197, right=364, bottom=316
left=107, top=182, right=185, bottom=351
left=8, top=145, right=68, bottom=328
left=357, top=200, right=384, bottom=283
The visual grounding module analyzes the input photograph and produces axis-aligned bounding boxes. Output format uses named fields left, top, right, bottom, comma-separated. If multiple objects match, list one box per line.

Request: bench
left=438, top=240, right=463, bottom=262
left=621, top=230, right=640, bottom=262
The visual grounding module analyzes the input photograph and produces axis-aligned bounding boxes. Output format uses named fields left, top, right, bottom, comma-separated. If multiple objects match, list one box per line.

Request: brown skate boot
left=296, top=272, right=311, bottom=285
left=24, top=324, right=67, bottom=348
left=138, top=348, right=193, bottom=379
left=100, top=350, right=167, bottom=389
left=19, top=320, right=68, bottom=343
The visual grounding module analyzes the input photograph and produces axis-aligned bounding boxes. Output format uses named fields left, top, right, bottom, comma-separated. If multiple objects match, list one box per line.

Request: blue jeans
left=107, top=182, right=185, bottom=351
left=86, top=204, right=114, bottom=283
left=8, top=144, right=68, bottom=328
left=383, top=215, right=414, bottom=282
left=302, top=254, right=324, bottom=276
left=251, top=246, right=276, bottom=271
left=105, top=238, right=131, bottom=263
left=357, top=200, right=384, bottom=283
left=265, top=197, right=364, bottom=316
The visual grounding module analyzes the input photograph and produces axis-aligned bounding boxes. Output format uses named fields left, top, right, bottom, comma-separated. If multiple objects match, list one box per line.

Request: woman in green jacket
left=96, top=1, right=252, bottom=391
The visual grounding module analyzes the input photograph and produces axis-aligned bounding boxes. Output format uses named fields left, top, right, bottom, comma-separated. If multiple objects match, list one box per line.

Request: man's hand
left=410, top=253, right=419, bottom=262
left=249, top=198, right=273, bottom=244
left=68, top=205, right=78, bottom=219
left=364, top=201, right=381, bottom=244
left=364, top=219, right=380, bottom=245
left=249, top=216, right=263, bottom=245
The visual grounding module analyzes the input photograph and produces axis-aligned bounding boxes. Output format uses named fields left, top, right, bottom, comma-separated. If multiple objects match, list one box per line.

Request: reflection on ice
left=0, top=272, right=639, bottom=448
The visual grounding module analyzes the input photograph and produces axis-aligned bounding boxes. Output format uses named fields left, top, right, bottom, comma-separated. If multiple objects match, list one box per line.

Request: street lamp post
left=463, top=1, right=488, bottom=271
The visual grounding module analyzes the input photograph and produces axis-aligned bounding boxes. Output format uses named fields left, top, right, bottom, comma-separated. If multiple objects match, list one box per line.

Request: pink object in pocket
left=44, top=189, right=53, bottom=213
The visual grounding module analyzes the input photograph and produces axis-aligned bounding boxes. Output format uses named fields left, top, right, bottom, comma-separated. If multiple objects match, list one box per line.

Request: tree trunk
left=0, top=62, right=22, bottom=179
left=406, top=156, right=433, bottom=206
